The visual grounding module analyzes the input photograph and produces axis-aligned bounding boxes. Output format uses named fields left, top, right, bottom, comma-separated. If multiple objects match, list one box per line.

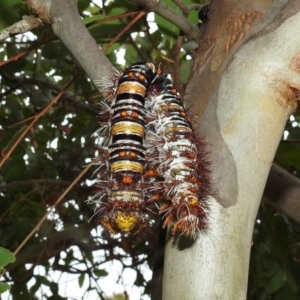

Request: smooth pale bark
left=162, top=2, right=300, bottom=299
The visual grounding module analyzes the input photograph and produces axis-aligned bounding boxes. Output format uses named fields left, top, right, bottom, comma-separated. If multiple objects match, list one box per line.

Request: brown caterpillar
left=146, top=71, right=211, bottom=239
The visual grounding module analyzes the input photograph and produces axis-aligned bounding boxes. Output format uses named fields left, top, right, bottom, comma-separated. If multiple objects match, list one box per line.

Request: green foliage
left=0, top=283, right=11, bottom=295
left=276, top=116, right=300, bottom=176
left=0, top=0, right=181, bottom=298
left=0, top=247, right=16, bottom=294
left=0, top=1, right=29, bottom=31
left=248, top=207, right=300, bottom=299
left=0, top=247, right=16, bottom=269
left=154, top=0, right=198, bottom=49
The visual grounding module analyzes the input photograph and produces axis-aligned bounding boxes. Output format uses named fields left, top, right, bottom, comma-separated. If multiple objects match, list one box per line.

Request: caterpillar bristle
left=91, top=62, right=161, bottom=239
left=146, top=69, right=211, bottom=239
left=90, top=62, right=211, bottom=241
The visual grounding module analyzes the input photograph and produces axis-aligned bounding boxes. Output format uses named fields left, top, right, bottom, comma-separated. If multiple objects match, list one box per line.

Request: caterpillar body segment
left=94, top=62, right=159, bottom=238
left=146, top=71, right=210, bottom=239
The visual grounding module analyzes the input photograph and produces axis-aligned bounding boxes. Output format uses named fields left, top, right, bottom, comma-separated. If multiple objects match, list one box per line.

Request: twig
left=172, top=0, right=203, bottom=15
left=0, top=15, right=44, bottom=42
left=0, top=37, right=56, bottom=68
left=102, top=11, right=146, bottom=53
left=13, top=164, right=92, bottom=256
left=129, top=0, right=199, bottom=40
left=128, top=35, right=148, bottom=62
left=0, top=178, right=81, bottom=189
left=86, top=11, right=140, bottom=27
left=0, top=75, right=79, bottom=168
left=174, top=34, right=183, bottom=87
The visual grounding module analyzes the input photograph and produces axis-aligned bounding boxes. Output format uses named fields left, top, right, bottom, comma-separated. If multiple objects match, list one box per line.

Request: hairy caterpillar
left=93, top=62, right=159, bottom=239
left=91, top=62, right=210, bottom=240
left=146, top=71, right=210, bottom=239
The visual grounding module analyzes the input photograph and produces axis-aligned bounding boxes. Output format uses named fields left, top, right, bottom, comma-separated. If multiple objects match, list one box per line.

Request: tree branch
left=26, top=0, right=115, bottom=90
left=129, top=0, right=200, bottom=40
left=0, top=15, right=44, bottom=42
left=6, top=225, right=100, bottom=272
left=0, top=73, right=100, bottom=116
left=172, top=0, right=203, bottom=16
left=264, top=164, right=300, bottom=223
left=0, top=178, right=92, bottom=190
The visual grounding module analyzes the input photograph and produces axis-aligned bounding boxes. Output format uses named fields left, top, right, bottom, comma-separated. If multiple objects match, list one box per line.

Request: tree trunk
left=162, top=1, right=300, bottom=299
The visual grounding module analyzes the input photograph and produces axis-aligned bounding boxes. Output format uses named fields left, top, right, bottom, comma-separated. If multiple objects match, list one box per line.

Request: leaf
left=262, top=264, right=285, bottom=293
left=93, top=269, right=108, bottom=277
left=180, top=60, right=191, bottom=84
left=286, top=271, right=298, bottom=293
left=78, top=273, right=85, bottom=288
left=0, top=247, right=16, bottom=268
left=0, top=0, right=22, bottom=30
left=84, top=15, right=106, bottom=26
left=273, top=286, right=298, bottom=300
left=78, top=0, right=91, bottom=12
left=277, top=143, right=300, bottom=172
left=0, top=282, right=11, bottom=294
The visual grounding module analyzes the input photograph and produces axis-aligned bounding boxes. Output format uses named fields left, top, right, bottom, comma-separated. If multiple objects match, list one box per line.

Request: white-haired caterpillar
left=146, top=70, right=211, bottom=239
left=93, top=62, right=159, bottom=239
